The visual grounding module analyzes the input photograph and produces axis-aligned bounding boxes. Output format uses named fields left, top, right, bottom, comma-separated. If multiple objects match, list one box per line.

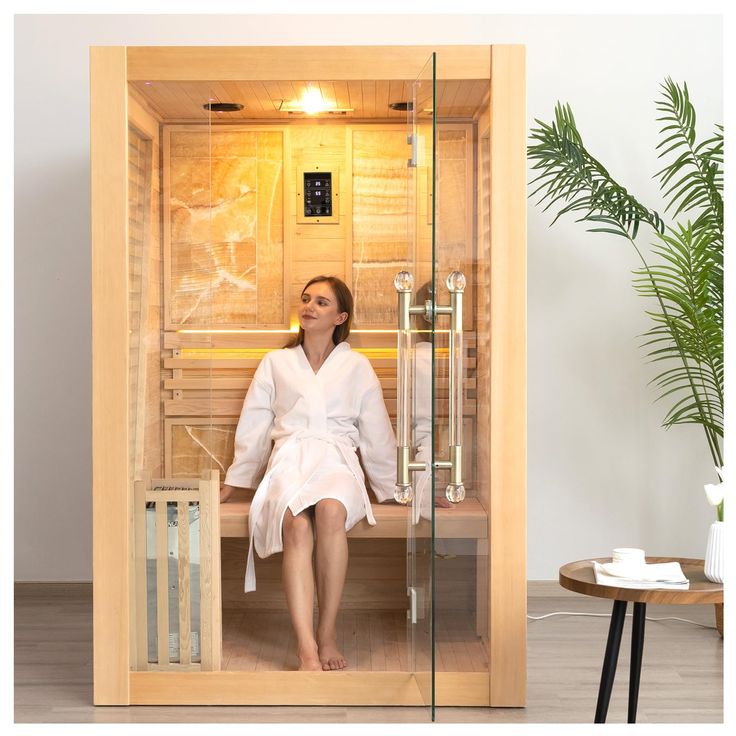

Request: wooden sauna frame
left=91, top=44, right=526, bottom=708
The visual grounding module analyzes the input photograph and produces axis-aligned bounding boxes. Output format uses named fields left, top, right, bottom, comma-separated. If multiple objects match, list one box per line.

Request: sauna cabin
left=91, top=45, right=526, bottom=716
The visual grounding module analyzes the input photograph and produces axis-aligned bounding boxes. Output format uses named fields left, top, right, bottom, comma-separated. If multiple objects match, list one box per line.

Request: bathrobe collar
left=295, top=341, right=350, bottom=376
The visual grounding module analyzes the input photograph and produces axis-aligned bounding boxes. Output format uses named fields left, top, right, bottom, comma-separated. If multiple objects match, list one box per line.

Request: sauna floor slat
left=221, top=609, right=487, bottom=672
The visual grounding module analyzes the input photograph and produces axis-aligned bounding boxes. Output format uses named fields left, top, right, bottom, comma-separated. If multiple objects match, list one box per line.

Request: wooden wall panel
left=475, top=121, right=491, bottom=521
left=164, top=126, right=284, bottom=328
left=167, top=419, right=237, bottom=479
left=351, top=128, right=410, bottom=326
left=126, top=110, right=164, bottom=483
left=145, top=128, right=163, bottom=479
left=128, top=128, right=152, bottom=480
left=257, top=130, right=286, bottom=324
left=435, top=125, right=475, bottom=331
left=221, top=538, right=478, bottom=616
left=128, top=86, right=166, bottom=679
left=221, top=539, right=409, bottom=611
left=161, top=122, right=471, bottom=330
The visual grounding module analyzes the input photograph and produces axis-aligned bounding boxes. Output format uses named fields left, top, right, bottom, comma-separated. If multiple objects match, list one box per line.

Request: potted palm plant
left=528, top=79, right=723, bottom=581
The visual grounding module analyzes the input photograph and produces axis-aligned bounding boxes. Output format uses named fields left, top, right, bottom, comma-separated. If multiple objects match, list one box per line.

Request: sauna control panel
left=303, top=172, right=332, bottom=217
left=297, top=166, right=339, bottom=224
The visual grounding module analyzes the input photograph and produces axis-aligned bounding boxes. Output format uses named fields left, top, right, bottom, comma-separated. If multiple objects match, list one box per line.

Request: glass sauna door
left=399, top=52, right=487, bottom=717
left=395, top=52, right=436, bottom=716
left=433, top=64, right=489, bottom=714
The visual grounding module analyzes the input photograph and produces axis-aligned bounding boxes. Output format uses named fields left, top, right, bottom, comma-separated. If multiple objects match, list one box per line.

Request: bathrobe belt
left=244, top=430, right=374, bottom=592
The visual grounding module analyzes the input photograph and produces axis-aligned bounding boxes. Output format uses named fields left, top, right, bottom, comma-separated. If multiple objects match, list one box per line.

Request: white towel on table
left=593, top=561, right=690, bottom=590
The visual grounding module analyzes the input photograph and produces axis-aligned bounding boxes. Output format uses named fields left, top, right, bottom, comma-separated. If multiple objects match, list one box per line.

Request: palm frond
left=527, top=83, right=724, bottom=469
left=655, top=79, right=723, bottom=242
left=633, top=223, right=723, bottom=440
left=528, top=103, right=664, bottom=239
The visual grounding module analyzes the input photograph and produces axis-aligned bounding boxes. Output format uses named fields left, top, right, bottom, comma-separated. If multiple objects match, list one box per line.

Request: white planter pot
left=704, top=520, right=724, bottom=584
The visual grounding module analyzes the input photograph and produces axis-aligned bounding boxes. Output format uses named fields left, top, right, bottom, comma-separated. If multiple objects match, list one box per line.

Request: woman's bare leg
left=314, top=499, right=348, bottom=670
left=282, top=508, right=320, bottom=671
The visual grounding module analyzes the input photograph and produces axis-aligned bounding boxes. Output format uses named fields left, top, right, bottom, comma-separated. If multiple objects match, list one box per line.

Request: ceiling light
left=277, top=86, right=352, bottom=115
left=302, top=86, right=326, bottom=114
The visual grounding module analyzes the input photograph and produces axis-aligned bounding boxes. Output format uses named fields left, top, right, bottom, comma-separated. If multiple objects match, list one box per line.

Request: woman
left=220, top=276, right=396, bottom=672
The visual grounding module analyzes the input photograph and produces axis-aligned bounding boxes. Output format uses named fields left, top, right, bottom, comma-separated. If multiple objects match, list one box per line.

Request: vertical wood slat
left=199, top=470, right=222, bottom=670
left=177, top=502, right=192, bottom=666
left=133, top=479, right=149, bottom=670
left=130, top=129, right=153, bottom=479
left=91, top=45, right=130, bottom=705
left=162, top=126, right=172, bottom=330
left=475, top=538, right=489, bottom=639
left=488, top=44, right=527, bottom=708
left=155, top=501, right=170, bottom=666
left=127, top=129, right=152, bottom=675
left=344, top=127, right=354, bottom=294
left=282, top=127, right=293, bottom=329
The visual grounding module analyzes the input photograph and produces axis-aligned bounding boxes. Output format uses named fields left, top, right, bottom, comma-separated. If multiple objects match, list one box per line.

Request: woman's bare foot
left=297, top=643, right=322, bottom=671
left=317, top=634, right=346, bottom=670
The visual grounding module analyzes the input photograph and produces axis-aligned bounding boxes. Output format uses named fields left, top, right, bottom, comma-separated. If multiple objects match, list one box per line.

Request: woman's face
left=298, top=281, right=348, bottom=336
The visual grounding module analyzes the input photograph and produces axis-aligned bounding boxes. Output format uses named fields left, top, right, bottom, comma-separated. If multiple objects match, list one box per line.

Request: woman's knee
left=314, top=499, right=347, bottom=534
left=282, top=511, right=313, bottom=546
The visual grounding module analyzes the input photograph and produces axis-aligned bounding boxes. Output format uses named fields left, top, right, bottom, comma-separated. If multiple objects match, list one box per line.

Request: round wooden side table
left=559, top=557, right=723, bottom=723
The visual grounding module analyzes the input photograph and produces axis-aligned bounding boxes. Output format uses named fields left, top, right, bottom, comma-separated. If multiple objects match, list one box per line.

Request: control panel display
left=303, top=172, right=332, bottom=217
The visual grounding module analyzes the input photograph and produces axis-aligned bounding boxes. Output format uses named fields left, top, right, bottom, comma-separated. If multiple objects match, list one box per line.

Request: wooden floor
left=15, top=583, right=723, bottom=723
left=222, top=609, right=486, bottom=672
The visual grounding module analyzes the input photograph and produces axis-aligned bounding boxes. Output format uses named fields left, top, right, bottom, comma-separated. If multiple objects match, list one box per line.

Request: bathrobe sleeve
left=224, top=356, right=275, bottom=489
left=357, top=368, right=397, bottom=502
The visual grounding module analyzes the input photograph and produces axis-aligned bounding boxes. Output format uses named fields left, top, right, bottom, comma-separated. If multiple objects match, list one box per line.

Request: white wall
left=14, top=14, right=723, bottom=580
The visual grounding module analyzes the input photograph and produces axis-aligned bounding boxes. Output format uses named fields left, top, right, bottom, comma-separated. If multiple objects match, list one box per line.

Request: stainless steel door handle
left=439, top=271, right=466, bottom=503
left=394, top=271, right=428, bottom=504
left=393, top=270, right=466, bottom=504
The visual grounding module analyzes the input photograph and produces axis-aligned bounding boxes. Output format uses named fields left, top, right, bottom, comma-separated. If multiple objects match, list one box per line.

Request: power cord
left=527, top=611, right=716, bottom=629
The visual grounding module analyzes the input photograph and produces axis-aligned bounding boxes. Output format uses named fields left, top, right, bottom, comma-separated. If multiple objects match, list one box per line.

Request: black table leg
left=594, top=599, right=627, bottom=723
left=628, top=602, right=646, bottom=723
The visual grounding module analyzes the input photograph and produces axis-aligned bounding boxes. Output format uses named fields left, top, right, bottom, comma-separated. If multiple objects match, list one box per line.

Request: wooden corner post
left=488, top=43, right=528, bottom=707
left=91, top=45, right=130, bottom=704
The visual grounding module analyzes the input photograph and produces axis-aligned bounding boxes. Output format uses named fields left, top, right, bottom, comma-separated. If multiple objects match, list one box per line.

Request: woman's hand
left=220, top=484, right=235, bottom=503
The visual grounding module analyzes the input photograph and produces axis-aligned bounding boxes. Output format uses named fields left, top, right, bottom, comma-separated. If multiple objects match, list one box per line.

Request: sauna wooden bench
left=220, top=497, right=488, bottom=538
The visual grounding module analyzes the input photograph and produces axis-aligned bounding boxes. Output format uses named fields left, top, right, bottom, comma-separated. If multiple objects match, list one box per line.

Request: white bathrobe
left=224, top=342, right=396, bottom=591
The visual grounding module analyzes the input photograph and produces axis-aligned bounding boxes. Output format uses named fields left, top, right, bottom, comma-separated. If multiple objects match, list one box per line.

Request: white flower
left=704, top=483, right=724, bottom=507
left=704, top=466, right=726, bottom=507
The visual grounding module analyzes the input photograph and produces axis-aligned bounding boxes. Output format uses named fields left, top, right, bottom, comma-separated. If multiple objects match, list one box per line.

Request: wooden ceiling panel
left=347, top=80, right=363, bottom=116
left=129, top=79, right=486, bottom=122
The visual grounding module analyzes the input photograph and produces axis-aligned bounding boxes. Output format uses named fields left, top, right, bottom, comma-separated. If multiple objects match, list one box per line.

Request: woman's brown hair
left=287, top=275, right=354, bottom=348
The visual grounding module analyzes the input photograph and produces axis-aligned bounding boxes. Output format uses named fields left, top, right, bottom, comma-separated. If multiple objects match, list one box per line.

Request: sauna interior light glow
left=301, top=86, right=327, bottom=114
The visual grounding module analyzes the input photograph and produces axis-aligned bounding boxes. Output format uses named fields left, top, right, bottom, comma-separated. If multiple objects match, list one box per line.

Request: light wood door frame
left=91, top=43, right=526, bottom=708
